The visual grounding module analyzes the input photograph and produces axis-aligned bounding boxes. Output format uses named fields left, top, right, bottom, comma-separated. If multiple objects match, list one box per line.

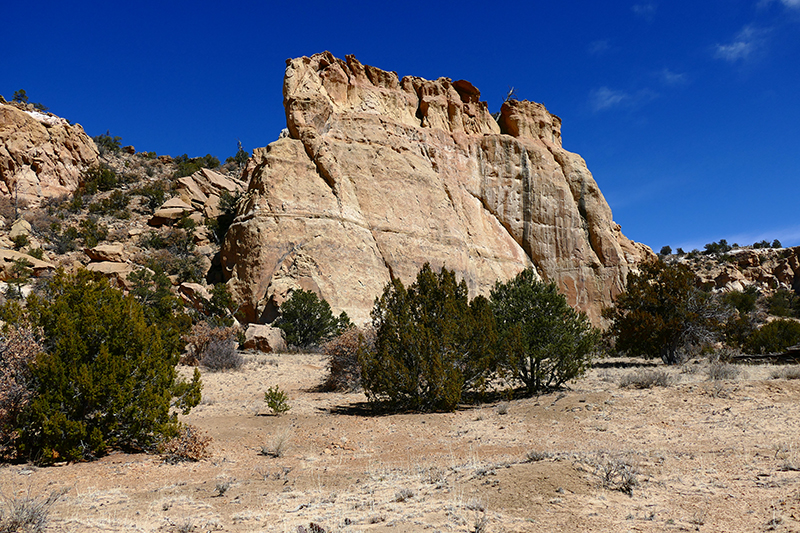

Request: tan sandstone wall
left=221, top=52, right=653, bottom=325
left=0, top=101, right=99, bottom=206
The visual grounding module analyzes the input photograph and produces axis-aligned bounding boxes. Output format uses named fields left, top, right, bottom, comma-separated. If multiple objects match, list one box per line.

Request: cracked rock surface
left=222, top=52, right=653, bottom=324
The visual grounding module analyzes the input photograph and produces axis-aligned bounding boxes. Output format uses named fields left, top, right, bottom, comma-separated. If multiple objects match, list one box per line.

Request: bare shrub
left=618, top=369, right=672, bottom=389
left=321, top=326, right=374, bottom=392
left=0, top=486, right=67, bottom=533
left=214, top=481, right=232, bottom=497
left=181, top=322, right=240, bottom=366
left=525, top=450, right=553, bottom=462
left=771, top=366, right=800, bottom=380
left=593, top=457, right=638, bottom=495
left=394, top=488, right=414, bottom=502
left=200, top=338, right=243, bottom=371
left=259, top=432, right=290, bottom=458
left=706, top=362, right=741, bottom=381
left=158, top=424, right=212, bottom=464
left=0, top=324, right=43, bottom=458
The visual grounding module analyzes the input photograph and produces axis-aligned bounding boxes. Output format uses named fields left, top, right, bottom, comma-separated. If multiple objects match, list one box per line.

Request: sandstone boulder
left=84, top=243, right=126, bottom=263
left=148, top=197, right=194, bottom=226
left=221, top=52, right=653, bottom=325
left=242, top=324, right=287, bottom=353
left=178, top=282, right=212, bottom=313
left=85, top=261, right=136, bottom=288
left=0, top=102, right=99, bottom=206
left=0, top=249, right=54, bottom=280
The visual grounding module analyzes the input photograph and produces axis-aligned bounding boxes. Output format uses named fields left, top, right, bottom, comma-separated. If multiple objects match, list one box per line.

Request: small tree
left=490, top=269, right=599, bottom=393
left=659, top=246, right=672, bottom=256
left=12, top=89, right=28, bottom=104
left=15, top=270, right=201, bottom=463
left=359, top=264, right=497, bottom=411
left=604, top=260, right=726, bottom=364
left=274, top=289, right=350, bottom=348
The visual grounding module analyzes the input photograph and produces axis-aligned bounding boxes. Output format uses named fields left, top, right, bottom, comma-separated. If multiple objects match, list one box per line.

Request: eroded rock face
left=0, top=102, right=99, bottom=205
left=222, top=52, right=652, bottom=325
left=681, top=247, right=800, bottom=294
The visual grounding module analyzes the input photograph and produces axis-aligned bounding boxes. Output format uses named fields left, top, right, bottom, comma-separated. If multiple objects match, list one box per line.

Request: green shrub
left=134, top=182, right=166, bottom=213
left=78, top=216, right=108, bottom=247
left=10, top=234, right=29, bottom=250
left=274, top=289, right=350, bottom=348
left=359, top=264, right=497, bottom=412
left=704, top=239, right=732, bottom=255
left=172, top=154, right=220, bottom=179
left=128, top=266, right=191, bottom=356
left=88, top=190, right=130, bottom=218
left=206, top=190, right=242, bottom=243
left=767, top=289, right=800, bottom=318
left=722, top=286, right=759, bottom=315
left=225, top=140, right=250, bottom=168
left=92, top=131, right=122, bottom=155
left=81, top=163, right=118, bottom=193
left=14, top=270, right=201, bottom=463
left=491, top=269, right=599, bottom=393
left=264, top=386, right=291, bottom=415
left=746, top=319, right=800, bottom=354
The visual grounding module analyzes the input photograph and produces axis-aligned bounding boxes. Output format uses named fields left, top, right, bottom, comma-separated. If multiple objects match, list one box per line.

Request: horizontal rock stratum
left=221, top=52, right=653, bottom=325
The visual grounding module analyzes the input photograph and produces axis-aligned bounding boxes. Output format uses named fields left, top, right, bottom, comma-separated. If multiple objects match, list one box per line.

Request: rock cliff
left=677, top=246, right=800, bottom=294
left=0, top=101, right=98, bottom=206
left=221, top=52, right=653, bottom=325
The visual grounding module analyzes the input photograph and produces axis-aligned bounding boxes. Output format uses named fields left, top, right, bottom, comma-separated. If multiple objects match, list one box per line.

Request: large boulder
left=221, top=52, right=653, bottom=325
left=242, top=324, right=287, bottom=353
left=0, top=102, right=99, bottom=206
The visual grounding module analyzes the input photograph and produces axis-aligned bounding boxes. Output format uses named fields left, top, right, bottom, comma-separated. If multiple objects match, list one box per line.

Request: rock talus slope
left=222, top=52, right=652, bottom=324
left=0, top=101, right=99, bottom=205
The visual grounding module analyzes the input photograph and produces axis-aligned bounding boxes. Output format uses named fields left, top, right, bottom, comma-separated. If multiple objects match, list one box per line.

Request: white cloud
left=714, top=26, right=769, bottom=62
left=589, top=87, right=658, bottom=112
left=590, top=87, right=629, bottom=111
left=757, top=0, right=800, bottom=9
left=658, top=68, right=688, bottom=86
left=632, top=2, right=657, bottom=20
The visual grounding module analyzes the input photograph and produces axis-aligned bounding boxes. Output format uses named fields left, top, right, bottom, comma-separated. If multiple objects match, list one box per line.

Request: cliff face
left=221, top=52, right=653, bottom=325
left=0, top=101, right=99, bottom=206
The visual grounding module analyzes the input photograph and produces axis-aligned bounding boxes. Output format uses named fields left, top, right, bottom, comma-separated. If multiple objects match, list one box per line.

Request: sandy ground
left=2, top=353, right=800, bottom=533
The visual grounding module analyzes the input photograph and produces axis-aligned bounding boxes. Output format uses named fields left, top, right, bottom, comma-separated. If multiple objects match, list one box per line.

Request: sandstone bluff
left=221, top=52, right=653, bottom=325
left=0, top=99, right=98, bottom=206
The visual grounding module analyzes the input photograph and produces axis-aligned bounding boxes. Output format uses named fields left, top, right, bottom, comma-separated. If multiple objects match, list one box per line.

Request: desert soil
left=1, top=353, right=800, bottom=533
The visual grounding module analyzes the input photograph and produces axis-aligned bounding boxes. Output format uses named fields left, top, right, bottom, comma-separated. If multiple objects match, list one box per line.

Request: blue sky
left=3, top=1, right=799, bottom=251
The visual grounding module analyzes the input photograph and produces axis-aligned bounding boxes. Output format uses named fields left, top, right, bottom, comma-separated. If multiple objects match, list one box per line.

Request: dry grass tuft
left=0, top=486, right=67, bottom=533
left=770, top=366, right=800, bottom=380
left=618, top=369, right=672, bottom=389
left=707, top=361, right=741, bottom=381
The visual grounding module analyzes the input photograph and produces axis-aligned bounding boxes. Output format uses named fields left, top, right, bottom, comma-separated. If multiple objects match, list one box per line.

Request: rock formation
left=221, top=52, right=653, bottom=325
left=679, top=246, right=800, bottom=294
left=0, top=101, right=99, bottom=206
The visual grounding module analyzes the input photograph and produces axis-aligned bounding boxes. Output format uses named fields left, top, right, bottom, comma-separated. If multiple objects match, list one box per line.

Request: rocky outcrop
left=221, top=52, right=653, bottom=325
left=149, top=168, right=246, bottom=226
left=679, top=246, right=800, bottom=294
left=0, top=102, right=99, bottom=206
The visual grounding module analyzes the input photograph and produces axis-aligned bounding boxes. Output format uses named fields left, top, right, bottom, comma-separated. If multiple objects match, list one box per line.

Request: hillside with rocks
left=0, top=98, right=248, bottom=321
left=221, top=52, right=653, bottom=325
